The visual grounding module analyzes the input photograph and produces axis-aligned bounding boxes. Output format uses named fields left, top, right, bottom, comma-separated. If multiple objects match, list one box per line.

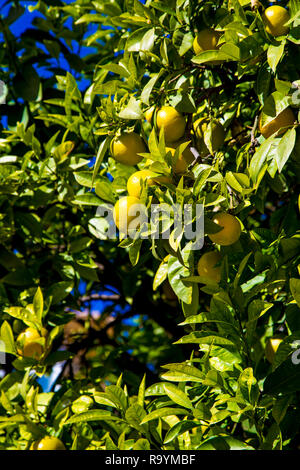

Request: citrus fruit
left=197, top=251, right=222, bottom=283
left=30, top=436, right=66, bottom=450
left=259, top=107, right=295, bottom=139
left=145, top=106, right=155, bottom=123
left=194, top=117, right=225, bottom=155
left=208, top=213, right=241, bottom=246
left=193, top=29, right=221, bottom=55
left=16, top=327, right=47, bottom=359
left=262, top=5, right=290, bottom=37
left=127, top=169, right=171, bottom=198
left=265, top=337, right=283, bottom=363
left=111, top=132, right=146, bottom=166
left=113, top=196, right=142, bottom=234
left=156, top=106, right=186, bottom=143
left=166, top=143, right=194, bottom=174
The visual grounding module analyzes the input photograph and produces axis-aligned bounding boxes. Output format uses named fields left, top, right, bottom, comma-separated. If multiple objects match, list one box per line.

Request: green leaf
left=138, top=374, right=146, bottom=407
left=160, top=363, right=205, bottom=382
left=125, top=404, right=147, bottom=430
left=95, top=180, right=115, bottom=203
left=290, top=278, right=300, bottom=308
left=168, top=255, right=193, bottom=304
left=272, top=396, right=292, bottom=424
left=33, top=287, right=43, bottom=325
left=141, top=407, right=188, bottom=424
left=267, top=42, right=285, bottom=73
left=249, top=135, right=277, bottom=183
left=65, top=410, right=120, bottom=425
left=46, top=281, right=74, bottom=304
left=162, top=383, right=193, bottom=409
left=0, top=321, right=16, bottom=356
left=276, top=128, right=296, bottom=172
left=105, top=385, right=128, bottom=412
left=192, top=50, right=235, bottom=64
left=92, top=136, right=113, bottom=186
left=175, top=331, right=236, bottom=347
left=198, top=435, right=254, bottom=450
left=141, top=71, right=163, bottom=105
left=119, top=96, right=143, bottom=120
left=263, top=358, right=300, bottom=395
left=132, top=439, right=150, bottom=450
left=164, top=420, right=200, bottom=444
left=153, top=259, right=168, bottom=290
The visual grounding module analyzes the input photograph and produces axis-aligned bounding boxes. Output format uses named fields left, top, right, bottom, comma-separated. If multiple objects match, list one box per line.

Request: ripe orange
left=262, top=5, right=290, bottom=37
left=194, top=118, right=225, bottom=155
left=127, top=169, right=171, bottom=198
left=30, top=436, right=66, bottom=450
left=16, top=327, right=47, bottom=360
left=111, top=133, right=146, bottom=166
left=113, top=196, right=142, bottom=234
left=193, top=29, right=221, bottom=55
left=259, top=107, right=295, bottom=139
left=156, top=106, right=186, bottom=143
left=197, top=251, right=222, bottom=283
left=265, top=337, right=283, bottom=363
left=208, top=213, right=241, bottom=246
left=165, top=143, right=194, bottom=174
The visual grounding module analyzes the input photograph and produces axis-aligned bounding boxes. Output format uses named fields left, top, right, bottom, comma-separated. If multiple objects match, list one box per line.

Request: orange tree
left=0, top=0, right=300, bottom=451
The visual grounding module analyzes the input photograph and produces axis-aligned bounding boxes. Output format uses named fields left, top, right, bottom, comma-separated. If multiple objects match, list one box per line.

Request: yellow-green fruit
left=127, top=170, right=171, bottom=198
left=111, top=132, right=146, bottom=166
left=262, top=5, right=290, bottom=37
left=145, top=106, right=155, bottom=123
left=16, top=327, right=47, bottom=359
left=156, top=106, right=186, bottom=143
left=166, top=144, right=194, bottom=174
left=193, top=28, right=221, bottom=55
left=265, top=337, right=283, bottom=363
left=194, top=118, right=225, bottom=155
left=197, top=251, right=222, bottom=283
left=30, top=436, right=66, bottom=450
left=208, top=212, right=241, bottom=246
left=113, top=196, right=141, bottom=233
left=259, top=108, right=295, bottom=139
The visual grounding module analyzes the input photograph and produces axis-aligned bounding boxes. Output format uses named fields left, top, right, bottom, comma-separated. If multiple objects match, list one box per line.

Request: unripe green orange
left=262, top=5, right=290, bottom=37
left=156, top=106, right=186, bottom=143
left=197, top=251, right=222, bottom=283
left=113, top=196, right=142, bottom=234
left=111, top=133, right=146, bottom=166
left=259, top=107, right=295, bottom=139
left=208, top=213, right=241, bottom=246
left=30, top=436, right=66, bottom=450
left=193, top=29, right=221, bottom=55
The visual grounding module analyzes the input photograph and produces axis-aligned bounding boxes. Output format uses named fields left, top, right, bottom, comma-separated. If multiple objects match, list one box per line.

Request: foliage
left=0, top=0, right=300, bottom=450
